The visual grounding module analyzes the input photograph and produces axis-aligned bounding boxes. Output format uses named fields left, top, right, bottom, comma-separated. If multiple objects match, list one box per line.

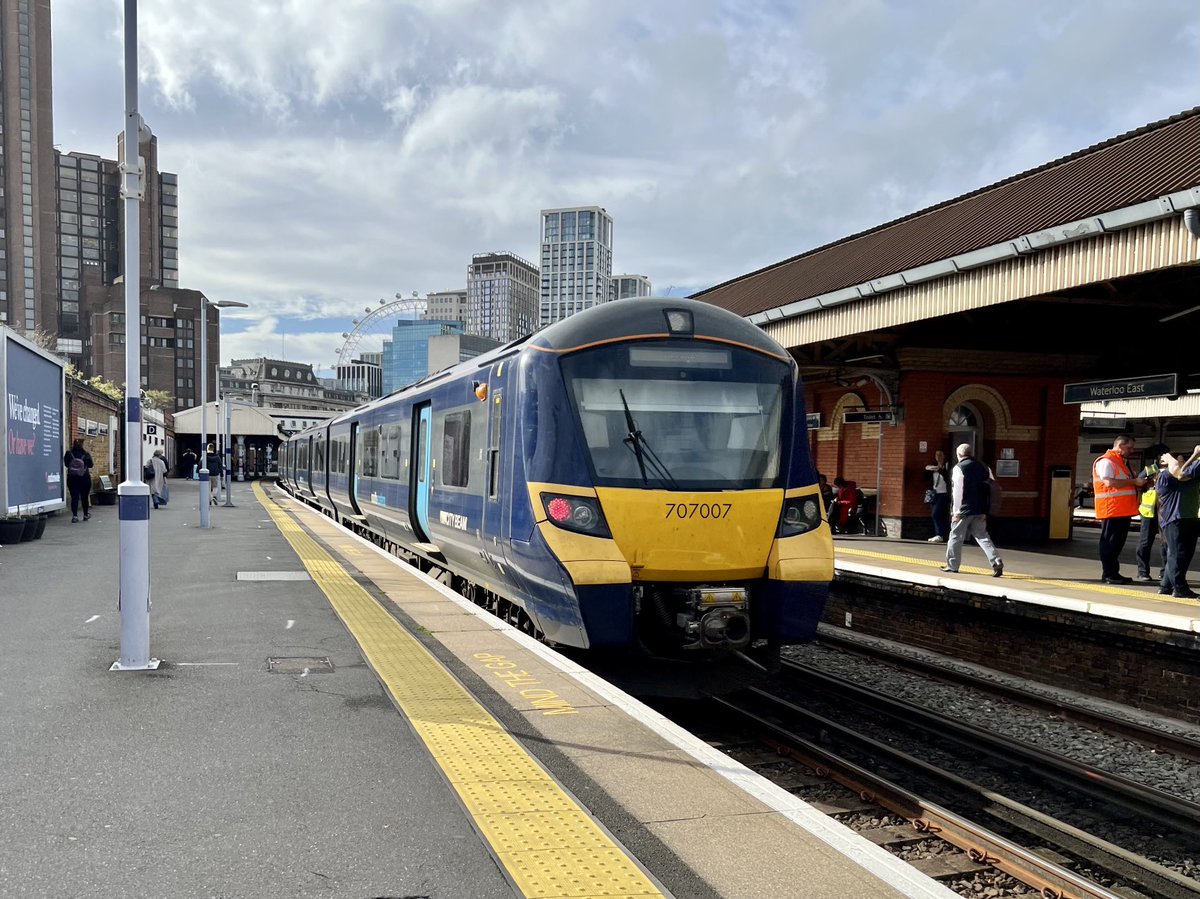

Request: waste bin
left=1048, top=467, right=1073, bottom=540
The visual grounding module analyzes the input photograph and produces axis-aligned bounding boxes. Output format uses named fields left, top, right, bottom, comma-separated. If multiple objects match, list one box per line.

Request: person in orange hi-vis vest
left=1092, top=434, right=1146, bottom=584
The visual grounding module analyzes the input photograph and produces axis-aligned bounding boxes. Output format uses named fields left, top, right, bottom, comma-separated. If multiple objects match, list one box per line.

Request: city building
left=1, top=0, right=197, bottom=397
left=0, top=0, right=57, bottom=337
left=422, top=289, right=467, bottom=327
left=64, top=128, right=179, bottom=371
left=335, top=350, right=382, bottom=399
left=610, top=274, right=652, bottom=301
left=428, top=332, right=502, bottom=374
left=538, top=207, right=613, bottom=327
left=87, top=285, right=206, bottom=410
left=466, top=251, right=539, bottom=342
left=381, top=319, right=463, bottom=394
left=220, top=357, right=361, bottom=413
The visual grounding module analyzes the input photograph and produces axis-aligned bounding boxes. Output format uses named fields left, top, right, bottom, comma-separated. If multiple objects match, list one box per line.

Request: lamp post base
left=110, top=658, right=162, bottom=671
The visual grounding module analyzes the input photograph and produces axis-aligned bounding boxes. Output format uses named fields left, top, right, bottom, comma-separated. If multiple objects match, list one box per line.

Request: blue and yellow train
left=280, top=298, right=832, bottom=656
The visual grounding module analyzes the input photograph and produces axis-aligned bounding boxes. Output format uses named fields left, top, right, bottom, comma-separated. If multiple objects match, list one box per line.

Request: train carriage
left=283, top=298, right=833, bottom=657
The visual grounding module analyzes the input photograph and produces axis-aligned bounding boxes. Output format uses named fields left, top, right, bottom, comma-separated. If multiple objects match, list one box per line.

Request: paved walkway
left=0, top=478, right=515, bottom=898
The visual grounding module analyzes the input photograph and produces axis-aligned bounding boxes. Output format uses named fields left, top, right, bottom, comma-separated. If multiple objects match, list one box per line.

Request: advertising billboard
left=2, top=327, right=66, bottom=515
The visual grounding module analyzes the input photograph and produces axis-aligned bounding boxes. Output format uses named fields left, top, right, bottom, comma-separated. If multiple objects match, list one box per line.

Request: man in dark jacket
left=1157, top=445, right=1200, bottom=599
left=940, top=443, right=1003, bottom=577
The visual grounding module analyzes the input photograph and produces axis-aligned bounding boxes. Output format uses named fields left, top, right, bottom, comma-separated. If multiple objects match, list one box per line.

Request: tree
left=142, top=390, right=174, bottom=411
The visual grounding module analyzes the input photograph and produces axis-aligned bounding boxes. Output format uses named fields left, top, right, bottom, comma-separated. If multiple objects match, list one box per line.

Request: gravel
left=783, top=625, right=1200, bottom=806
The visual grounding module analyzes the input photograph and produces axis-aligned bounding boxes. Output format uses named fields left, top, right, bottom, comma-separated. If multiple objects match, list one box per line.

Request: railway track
left=812, top=629, right=1200, bottom=764
left=689, top=669, right=1200, bottom=899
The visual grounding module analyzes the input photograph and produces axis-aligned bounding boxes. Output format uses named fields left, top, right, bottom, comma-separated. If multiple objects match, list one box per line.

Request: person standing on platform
left=63, top=438, right=93, bottom=523
left=1156, top=446, right=1200, bottom=599
left=148, top=449, right=168, bottom=510
left=924, top=449, right=950, bottom=543
left=941, top=443, right=1003, bottom=577
left=206, top=442, right=223, bottom=506
left=181, top=447, right=197, bottom=480
left=1135, top=443, right=1168, bottom=583
left=1091, top=434, right=1145, bottom=584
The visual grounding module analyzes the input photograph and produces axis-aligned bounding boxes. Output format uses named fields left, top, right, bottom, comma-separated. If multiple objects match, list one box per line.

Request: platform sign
left=806, top=412, right=821, bottom=430
left=1, top=327, right=66, bottom=515
left=1063, top=373, right=1177, bottom=405
left=844, top=409, right=895, bottom=424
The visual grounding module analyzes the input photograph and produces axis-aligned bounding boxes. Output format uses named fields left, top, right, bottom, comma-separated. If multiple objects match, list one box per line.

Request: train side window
left=487, top=395, right=502, bottom=499
left=442, top=411, right=471, bottom=488
left=380, top=425, right=401, bottom=480
left=417, top=419, right=428, bottom=483
left=362, top=427, right=379, bottom=477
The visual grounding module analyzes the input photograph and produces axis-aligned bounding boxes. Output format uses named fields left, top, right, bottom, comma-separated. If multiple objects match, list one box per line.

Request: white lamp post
left=113, top=0, right=157, bottom=671
left=199, top=297, right=247, bottom=528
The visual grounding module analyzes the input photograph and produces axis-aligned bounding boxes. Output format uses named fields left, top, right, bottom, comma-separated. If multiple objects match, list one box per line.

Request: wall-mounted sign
left=806, top=412, right=821, bottom=430
left=995, top=459, right=1020, bottom=478
left=844, top=409, right=895, bottom=424
left=146, top=424, right=158, bottom=435
left=1063, top=373, right=1177, bottom=405
left=1000, top=447, right=1014, bottom=460
left=1081, top=417, right=1130, bottom=430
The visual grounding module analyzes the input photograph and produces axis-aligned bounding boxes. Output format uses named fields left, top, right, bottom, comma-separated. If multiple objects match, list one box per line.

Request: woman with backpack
left=63, top=438, right=94, bottom=522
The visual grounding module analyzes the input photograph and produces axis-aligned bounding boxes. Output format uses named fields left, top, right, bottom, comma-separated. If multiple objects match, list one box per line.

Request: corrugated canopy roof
left=692, top=107, right=1200, bottom=317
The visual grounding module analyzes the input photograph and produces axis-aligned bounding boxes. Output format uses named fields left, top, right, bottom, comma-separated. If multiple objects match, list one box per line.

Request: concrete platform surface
left=1, top=478, right=962, bottom=898
left=833, top=529, right=1200, bottom=633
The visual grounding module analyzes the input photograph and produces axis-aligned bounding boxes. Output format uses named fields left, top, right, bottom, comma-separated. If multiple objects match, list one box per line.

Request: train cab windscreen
left=560, top=341, right=790, bottom=490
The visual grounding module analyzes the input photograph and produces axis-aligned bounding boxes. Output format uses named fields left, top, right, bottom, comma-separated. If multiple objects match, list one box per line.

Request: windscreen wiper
left=620, top=390, right=678, bottom=488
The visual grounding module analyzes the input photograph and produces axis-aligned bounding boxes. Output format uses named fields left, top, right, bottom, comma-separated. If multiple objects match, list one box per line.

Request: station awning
left=173, top=402, right=283, bottom=438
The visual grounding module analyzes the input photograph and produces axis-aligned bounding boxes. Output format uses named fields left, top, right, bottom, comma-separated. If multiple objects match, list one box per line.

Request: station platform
left=0, top=479, right=958, bottom=899
left=832, top=530, right=1200, bottom=634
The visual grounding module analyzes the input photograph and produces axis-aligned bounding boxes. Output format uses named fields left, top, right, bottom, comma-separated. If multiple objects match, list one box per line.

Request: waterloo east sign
left=1063, top=373, right=1178, bottom=405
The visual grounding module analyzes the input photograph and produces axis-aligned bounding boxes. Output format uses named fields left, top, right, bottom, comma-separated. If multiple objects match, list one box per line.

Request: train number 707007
left=664, top=503, right=733, bottom=520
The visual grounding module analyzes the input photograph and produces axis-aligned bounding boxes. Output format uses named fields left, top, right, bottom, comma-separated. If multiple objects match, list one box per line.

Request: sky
left=51, top=1, right=1200, bottom=376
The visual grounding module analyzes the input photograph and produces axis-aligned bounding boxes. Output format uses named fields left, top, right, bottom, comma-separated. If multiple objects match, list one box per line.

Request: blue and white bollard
left=199, top=467, right=211, bottom=529
left=111, top=479, right=159, bottom=670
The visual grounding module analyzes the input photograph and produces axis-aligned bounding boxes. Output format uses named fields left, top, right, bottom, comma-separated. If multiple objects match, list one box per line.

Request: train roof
left=529, top=296, right=789, bottom=358
left=298, top=298, right=791, bottom=437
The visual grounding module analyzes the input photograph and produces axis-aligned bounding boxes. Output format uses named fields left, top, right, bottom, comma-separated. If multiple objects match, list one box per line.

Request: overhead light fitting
left=1159, top=304, right=1200, bottom=323
left=845, top=354, right=885, bottom=363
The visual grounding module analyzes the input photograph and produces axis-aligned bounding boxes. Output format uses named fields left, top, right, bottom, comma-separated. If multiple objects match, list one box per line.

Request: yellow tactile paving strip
left=253, top=483, right=664, bottom=899
left=836, top=545, right=1197, bottom=607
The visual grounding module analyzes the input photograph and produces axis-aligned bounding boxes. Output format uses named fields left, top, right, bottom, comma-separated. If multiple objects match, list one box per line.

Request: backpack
left=144, top=461, right=156, bottom=481
left=68, top=454, right=87, bottom=477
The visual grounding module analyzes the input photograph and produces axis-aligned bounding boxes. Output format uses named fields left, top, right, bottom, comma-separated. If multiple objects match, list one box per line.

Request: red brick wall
left=805, top=371, right=1081, bottom=537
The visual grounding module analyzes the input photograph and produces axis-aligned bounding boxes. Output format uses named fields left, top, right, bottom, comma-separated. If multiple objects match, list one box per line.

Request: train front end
left=522, top=299, right=832, bottom=655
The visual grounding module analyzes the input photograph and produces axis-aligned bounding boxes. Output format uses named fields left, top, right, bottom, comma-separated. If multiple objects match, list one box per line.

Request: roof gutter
left=746, top=185, right=1200, bottom=326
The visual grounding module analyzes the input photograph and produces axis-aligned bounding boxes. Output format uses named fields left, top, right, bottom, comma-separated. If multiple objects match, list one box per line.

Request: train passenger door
left=349, top=422, right=362, bottom=516
left=411, top=403, right=433, bottom=542
left=483, top=368, right=506, bottom=554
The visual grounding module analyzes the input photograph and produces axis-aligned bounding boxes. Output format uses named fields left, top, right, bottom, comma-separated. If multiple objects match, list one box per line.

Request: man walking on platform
left=1156, top=446, right=1200, bottom=600
left=940, top=443, right=1003, bottom=577
left=1092, top=435, right=1145, bottom=584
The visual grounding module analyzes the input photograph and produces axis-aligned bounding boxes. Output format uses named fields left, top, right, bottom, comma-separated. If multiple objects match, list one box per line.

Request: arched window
left=948, top=403, right=980, bottom=455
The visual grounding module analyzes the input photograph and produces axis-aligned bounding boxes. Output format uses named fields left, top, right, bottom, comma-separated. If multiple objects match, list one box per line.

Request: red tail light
left=540, top=492, right=611, bottom=537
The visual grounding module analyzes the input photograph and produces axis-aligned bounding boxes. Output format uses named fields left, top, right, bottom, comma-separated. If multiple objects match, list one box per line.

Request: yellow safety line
left=253, top=483, right=663, bottom=899
left=836, top=545, right=1197, bottom=607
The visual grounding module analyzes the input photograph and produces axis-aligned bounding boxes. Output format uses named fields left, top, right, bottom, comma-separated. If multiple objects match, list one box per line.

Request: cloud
left=49, top=0, right=1200, bottom=365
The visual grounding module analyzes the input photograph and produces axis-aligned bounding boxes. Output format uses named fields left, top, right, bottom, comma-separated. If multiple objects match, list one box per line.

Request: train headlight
left=777, top=495, right=824, bottom=537
left=541, top=492, right=612, bottom=537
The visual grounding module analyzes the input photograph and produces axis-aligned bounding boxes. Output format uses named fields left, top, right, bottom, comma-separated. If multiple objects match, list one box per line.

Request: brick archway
left=816, top=392, right=866, bottom=443
left=941, top=384, right=1041, bottom=442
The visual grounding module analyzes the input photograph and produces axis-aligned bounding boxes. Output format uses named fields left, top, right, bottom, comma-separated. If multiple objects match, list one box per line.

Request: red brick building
left=695, top=108, right=1200, bottom=541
